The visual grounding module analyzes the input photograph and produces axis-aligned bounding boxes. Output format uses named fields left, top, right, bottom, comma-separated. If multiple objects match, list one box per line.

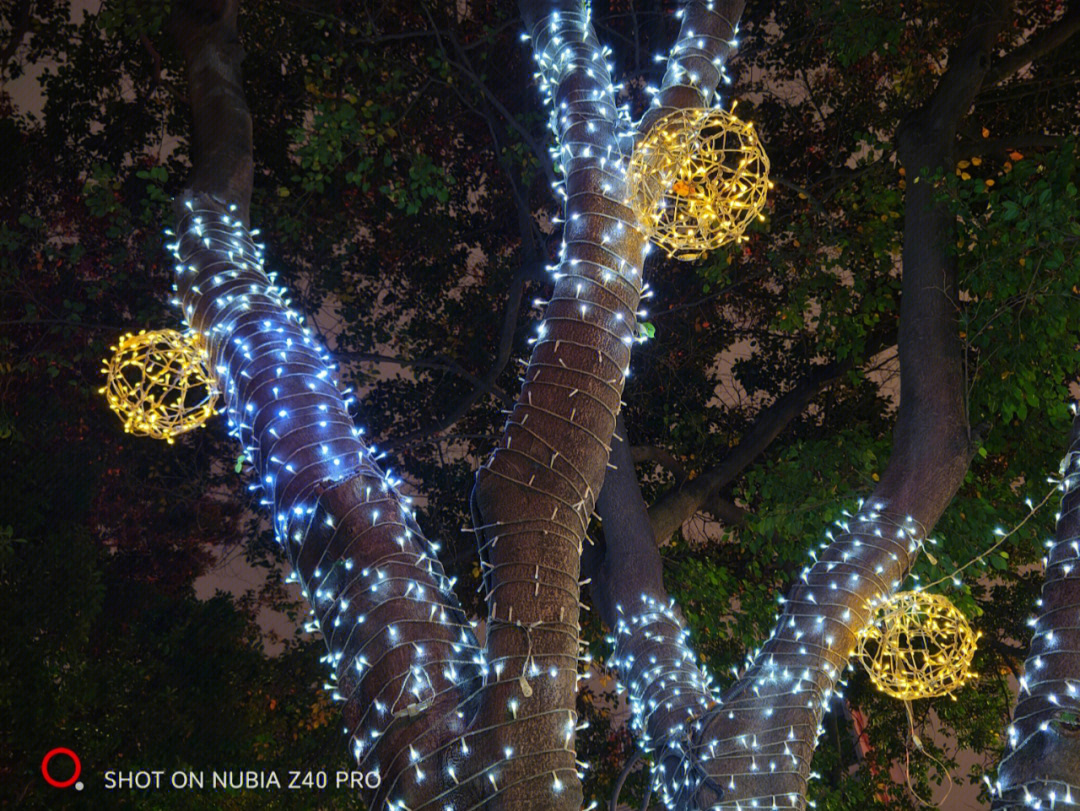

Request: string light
left=989, top=413, right=1080, bottom=809
left=855, top=591, right=978, bottom=701
left=607, top=505, right=928, bottom=810
left=627, top=105, right=771, bottom=260
left=152, top=0, right=762, bottom=806
left=100, top=328, right=218, bottom=443
left=165, top=199, right=491, bottom=810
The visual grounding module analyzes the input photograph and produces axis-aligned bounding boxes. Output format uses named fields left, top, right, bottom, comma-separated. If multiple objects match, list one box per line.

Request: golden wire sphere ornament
left=101, top=329, right=218, bottom=443
left=855, top=591, right=979, bottom=701
left=627, top=104, right=772, bottom=260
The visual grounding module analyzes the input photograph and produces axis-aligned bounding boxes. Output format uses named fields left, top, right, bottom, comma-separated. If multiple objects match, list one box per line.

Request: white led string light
left=607, top=503, right=928, bottom=810
left=147, top=3, right=1076, bottom=808
left=166, top=198, right=508, bottom=810
left=470, top=2, right=648, bottom=801
left=640, top=3, right=740, bottom=135
left=988, top=410, right=1080, bottom=810
left=157, top=4, right=933, bottom=809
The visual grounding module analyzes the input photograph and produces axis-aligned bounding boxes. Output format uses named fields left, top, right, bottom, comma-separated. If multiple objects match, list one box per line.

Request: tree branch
left=170, top=6, right=485, bottom=809
left=170, top=0, right=253, bottom=221
left=630, top=444, right=688, bottom=485
left=382, top=260, right=540, bottom=452
left=984, top=3, right=1080, bottom=87
left=0, top=0, right=33, bottom=76
left=468, top=2, right=648, bottom=805
left=960, top=133, right=1066, bottom=154
left=647, top=361, right=849, bottom=546
left=678, top=5, right=1009, bottom=805
left=638, top=0, right=746, bottom=134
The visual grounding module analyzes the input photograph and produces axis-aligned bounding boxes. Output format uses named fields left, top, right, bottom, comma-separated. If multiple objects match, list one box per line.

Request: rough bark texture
left=470, top=3, right=645, bottom=806
left=991, top=414, right=1080, bottom=809
left=171, top=0, right=253, bottom=223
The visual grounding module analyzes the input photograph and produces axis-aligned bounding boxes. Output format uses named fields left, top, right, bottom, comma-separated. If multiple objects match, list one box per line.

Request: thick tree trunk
left=174, top=2, right=1079, bottom=809
left=472, top=2, right=746, bottom=806
left=171, top=6, right=493, bottom=810
left=171, top=0, right=253, bottom=223
left=470, top=4, right=644, bottom=806
left=991, top=413, right=1080, bottom=809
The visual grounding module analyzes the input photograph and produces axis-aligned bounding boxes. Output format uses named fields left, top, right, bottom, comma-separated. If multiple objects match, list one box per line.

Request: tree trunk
left=172, top=2, right=1080, bottom=810
left=469, top=2, right=645, bottom=804
left=171, top=0, right=253, bottom=223
left=990, top=412, right=1080, bottom=809
left=472, top=1, right=745, bottom=805
left=171, top=5, right=493, bottom=809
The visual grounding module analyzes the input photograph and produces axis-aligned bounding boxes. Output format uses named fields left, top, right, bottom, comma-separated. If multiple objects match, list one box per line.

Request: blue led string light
left=470, top=3, right=649, bottom=802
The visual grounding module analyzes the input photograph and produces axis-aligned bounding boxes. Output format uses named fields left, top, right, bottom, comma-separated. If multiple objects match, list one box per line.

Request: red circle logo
left=41, top=748, right=81, bottom=788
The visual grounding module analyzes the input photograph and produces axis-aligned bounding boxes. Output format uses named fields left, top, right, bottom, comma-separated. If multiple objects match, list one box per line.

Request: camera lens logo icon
left=41, top=749, right=83, bottom=790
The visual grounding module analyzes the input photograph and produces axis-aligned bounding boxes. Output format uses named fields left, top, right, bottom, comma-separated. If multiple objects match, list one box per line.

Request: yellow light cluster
left=101, top=329, right=218, bottom=443
left=628, top=105, right=771, bottom=260
left=856, top=591, right=979, bottom=701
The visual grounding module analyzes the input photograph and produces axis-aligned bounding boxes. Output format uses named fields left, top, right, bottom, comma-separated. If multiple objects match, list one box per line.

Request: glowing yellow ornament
left=856, top=591, right=979, bottom=701
left=628, top=105, right=771, bottom=260
left=101, top=329, right=218, bottom=443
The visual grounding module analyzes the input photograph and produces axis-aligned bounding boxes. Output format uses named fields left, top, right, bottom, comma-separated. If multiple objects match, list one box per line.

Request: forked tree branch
left=595, top=2, right=1008, bottom=808
left=645, top=361, right=848, bottom=546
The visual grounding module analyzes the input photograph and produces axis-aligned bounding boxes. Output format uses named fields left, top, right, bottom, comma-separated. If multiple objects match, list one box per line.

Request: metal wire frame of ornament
left=627, top=105, right=772, bottom=261
left=855, top=590, right=980, bottom=703
left=100, top=328, right=219, bottom=443
left=855, top=481, right=1057, bottom=705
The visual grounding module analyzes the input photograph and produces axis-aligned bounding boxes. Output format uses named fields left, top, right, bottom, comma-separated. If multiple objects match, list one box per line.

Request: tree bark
left=683, top=7, right=1006, bottom=805
left=171, top=0, right=253, bottom=223
left=983, top=3, right=1080, bottom=87
left=469, top=2, right=645, bottom=805
left=991, top=412, right=1080, bottom=809
left=472, top=2, right=745, bottom=806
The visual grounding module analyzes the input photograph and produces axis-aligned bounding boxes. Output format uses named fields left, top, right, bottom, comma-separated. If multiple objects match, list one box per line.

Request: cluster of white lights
left=987, top=422, right=1080, bottom=810
left=470, top=4, right=652, bottom=801
left=165, top=198, right=513, bottom=808
left=603, top=505, right=929, bottom=810
left=641, top=1, right=741, bottom=133
left=164, top=193, right=623, bottom=808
